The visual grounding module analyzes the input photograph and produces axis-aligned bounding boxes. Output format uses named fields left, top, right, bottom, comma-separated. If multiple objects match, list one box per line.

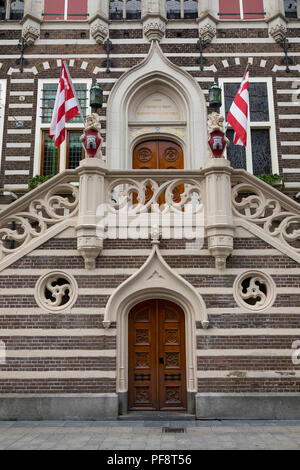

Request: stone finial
left=21, top=14, right=41, bottom=45
left=143, top=15, right=167, bottom=42
left=150, top=225, right=161, bottom=245
left=89, top=14, right=109, bottom=44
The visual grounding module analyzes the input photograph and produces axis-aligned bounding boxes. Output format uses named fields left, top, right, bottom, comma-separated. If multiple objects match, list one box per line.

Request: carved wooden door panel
left=128, top=300, right=186, bottom=411
left=158, top=300, right=187, bottom=411
left=133, top=140, right=184, bottom=206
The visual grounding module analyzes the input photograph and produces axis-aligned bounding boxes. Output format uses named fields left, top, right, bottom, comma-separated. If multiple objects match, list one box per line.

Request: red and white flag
left=49, top=61, right=82, bottom=147
left=226, top=66, right=250, bottom=147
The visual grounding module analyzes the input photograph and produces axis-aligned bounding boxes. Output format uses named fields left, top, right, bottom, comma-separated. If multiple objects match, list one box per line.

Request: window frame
left=219, top=76, right=279, bottom=175
left=219, top=0, right=265, bottom=21
left=1, top=0, right=24, bottom=21
left=40, top=129, right=61, bottom=176
left=44, top=0, right=88, bottom=21
left=166, top=0, right=198, bottom=20
left=109, top=0, right=142, bottom=21
left=0, top=79, right=7, bottom=174
left=34, top=77, right=92, bottom=176
left=284, top=0, right=298, bottom=19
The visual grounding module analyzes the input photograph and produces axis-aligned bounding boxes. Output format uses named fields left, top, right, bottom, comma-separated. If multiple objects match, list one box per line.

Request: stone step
left=118, top=411, right=195, bottom=421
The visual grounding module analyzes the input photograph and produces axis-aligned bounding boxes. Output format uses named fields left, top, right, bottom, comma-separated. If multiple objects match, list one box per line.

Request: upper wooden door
left=128, top=299, right=187, bottom=411
left=133, top=140, right=184, bottom=206
left=133, top=140, right=184, bottom=170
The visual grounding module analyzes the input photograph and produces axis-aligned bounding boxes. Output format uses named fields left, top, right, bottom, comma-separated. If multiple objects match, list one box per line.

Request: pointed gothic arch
left=106, top=41, right=207, bottom=170
left=104, top=242, right=208, bottom=401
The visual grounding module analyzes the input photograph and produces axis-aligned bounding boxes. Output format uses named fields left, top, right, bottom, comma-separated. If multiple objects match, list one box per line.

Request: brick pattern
left=0, top=379, right=116, bottom=393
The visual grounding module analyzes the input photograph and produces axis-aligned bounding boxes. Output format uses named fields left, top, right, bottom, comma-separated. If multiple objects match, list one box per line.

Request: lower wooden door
left=128, top=299, right=187, bottom=411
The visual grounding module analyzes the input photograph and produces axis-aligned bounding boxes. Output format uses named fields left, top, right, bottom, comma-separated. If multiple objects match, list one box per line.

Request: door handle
left=159, top=357, right=164, bottom=365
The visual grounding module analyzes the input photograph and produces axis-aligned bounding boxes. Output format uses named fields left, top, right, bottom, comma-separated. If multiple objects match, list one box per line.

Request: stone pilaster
left=76, top=158, right=108, bottom=270
left=203, top=158, right=234, bottom=270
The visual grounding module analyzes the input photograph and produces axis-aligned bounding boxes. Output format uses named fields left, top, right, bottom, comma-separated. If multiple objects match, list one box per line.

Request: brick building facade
left=0, top=0, right=299, bottom=419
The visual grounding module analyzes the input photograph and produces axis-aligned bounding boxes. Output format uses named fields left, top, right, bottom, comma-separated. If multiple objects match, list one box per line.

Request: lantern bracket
left=196, top=37, right=207, bottom=72
left=102, top=38, right=114, bottom=73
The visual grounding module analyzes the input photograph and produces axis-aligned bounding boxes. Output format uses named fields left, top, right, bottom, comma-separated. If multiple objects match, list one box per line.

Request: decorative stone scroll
left=108, top=177, right=202, bottom=213
left=0, top=182, right=79, bottom=263
left=232, top=181, right=300, bottom=255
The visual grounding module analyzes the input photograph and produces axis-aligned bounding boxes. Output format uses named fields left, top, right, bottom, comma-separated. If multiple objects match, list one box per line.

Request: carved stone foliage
left=143, top=16, right=167, bottom=42
left=269, top=23, right=287, bottom=43
left=0, top=182, right=79, bottom=263
left=89, top=16, right=109, bottom=44
left=21, top=15, right=41, bottom=45
left=233, top=270, right=276, bottom=312
left=199, top=23, right=216, bottom=44
left=232, top=181, right=300, bottom=255
left=108, top=176, right=202, bottom=213
left=35, top=271, right=78, bottom=312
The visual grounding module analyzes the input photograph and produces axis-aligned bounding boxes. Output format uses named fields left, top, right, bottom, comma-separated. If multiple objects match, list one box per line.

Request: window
left=221, top=77, right=278, bottom=176
left=9, top=0, right=23, bottom=20
left=35, top=78, right=91, bottom=177
left=0, top=0, right=6, bottom=19
left=0, top=0, right=24, bottom=20
left=219, top=0, right=264, bottom=20
left=126, top=0, right=141, bottom=20
left=184, top=0, right=198, bottom=19
left=41, top=131, right=59, bottom=176
left=44, top=0, right=88, bottom=21
left=284, top=0, right=297, bottom=18
left=166, top=0, right=198, bottom=19
left=109, top=0, right=141, bottom=20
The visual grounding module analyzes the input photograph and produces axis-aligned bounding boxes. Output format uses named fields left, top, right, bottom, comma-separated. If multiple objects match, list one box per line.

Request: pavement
left=1, top=420, right=300, bottom=449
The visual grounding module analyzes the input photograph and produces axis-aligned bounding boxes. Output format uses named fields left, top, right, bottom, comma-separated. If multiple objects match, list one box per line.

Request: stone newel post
left=203, top=158, right=234, bottom=270
left=76, top=114, right=108, bottom=270
left=205, top=112, right=234, bottom=270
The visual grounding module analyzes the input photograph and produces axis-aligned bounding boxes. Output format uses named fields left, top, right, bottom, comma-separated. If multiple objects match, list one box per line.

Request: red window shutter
left=67, top=0, right=88, bottom=20
left=243, top=0, right=264, bottom=19
left=44, top=0, right=64, bottom=20
left=219, top=0, right=240, bottom=19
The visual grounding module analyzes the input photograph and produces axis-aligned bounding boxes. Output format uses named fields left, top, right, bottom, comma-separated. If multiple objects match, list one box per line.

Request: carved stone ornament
left=77, top=235, right=103, bottom=270
left=143, top=16, right=167, bottom=42
left=89, top=16, right=109, bottom=44
left=21, top=16, right=41, bottom=45
left=80, top=113, right=103, bottom=159
left=197, top=14, right=217, bottom=45
left=35, top=271, right=78, bottom=312
left=207, top=112, right=230, bottom=159
left=199, top=23, right=216, bottom=45
left=269, top=23, right=287, bottom=43
left=233, top=270, right=276, bottom=312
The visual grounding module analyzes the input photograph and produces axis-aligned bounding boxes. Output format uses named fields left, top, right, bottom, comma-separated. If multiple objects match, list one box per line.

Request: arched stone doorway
left=128, top=299, right=187, bottom=411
